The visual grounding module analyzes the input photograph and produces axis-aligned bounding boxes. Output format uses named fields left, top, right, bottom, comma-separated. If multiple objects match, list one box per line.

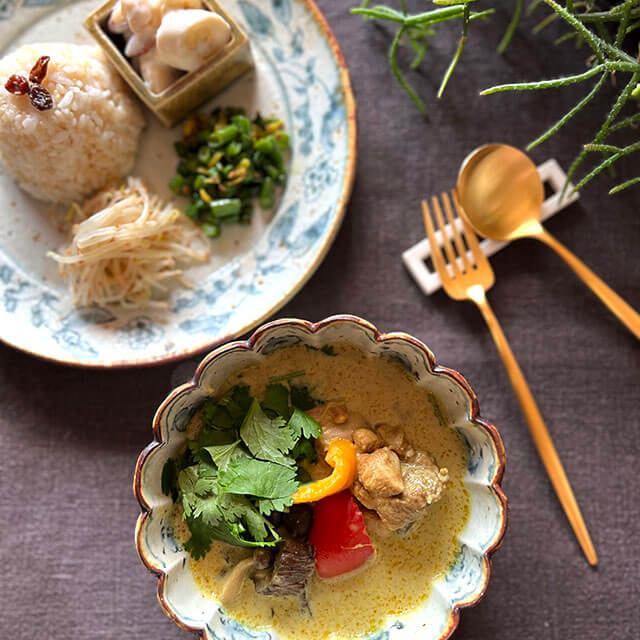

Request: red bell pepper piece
left=309, top=490, right=375, bottom=579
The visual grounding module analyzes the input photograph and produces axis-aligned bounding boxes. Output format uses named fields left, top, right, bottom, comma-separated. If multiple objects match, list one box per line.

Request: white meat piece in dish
left=353, top=450, right=449, bottom=531
left=356, top=447, right=404, bottom=498
left=308, top=404, right=449, bottom=530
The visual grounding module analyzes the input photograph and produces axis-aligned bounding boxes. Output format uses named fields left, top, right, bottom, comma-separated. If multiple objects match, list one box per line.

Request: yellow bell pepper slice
left=292, top=439, right=357, bottom=504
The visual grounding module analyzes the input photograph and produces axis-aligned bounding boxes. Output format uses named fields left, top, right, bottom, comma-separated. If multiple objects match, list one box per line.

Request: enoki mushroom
left=48, top=177, right=209, bottom=308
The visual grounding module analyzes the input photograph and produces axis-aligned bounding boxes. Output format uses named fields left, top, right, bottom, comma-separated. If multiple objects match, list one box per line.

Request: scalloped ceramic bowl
left=134, top=315, right=507, bottom=640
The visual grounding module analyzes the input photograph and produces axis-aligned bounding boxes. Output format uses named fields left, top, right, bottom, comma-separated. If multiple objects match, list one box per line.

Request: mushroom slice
left=219, top=557, right=254, bottom=606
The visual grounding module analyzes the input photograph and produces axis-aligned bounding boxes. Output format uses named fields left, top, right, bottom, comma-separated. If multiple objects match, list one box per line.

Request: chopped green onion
left=184, top=203, right=200, bottom=219
left=209, top=198, right=242, bottom=219
left=275, top=132, right=290, bottom=150
left=171, top=108, right=289, bottom=237
left=232, top=114, right=251, bottom=134
left=214, top=124, right=239, bottom=146
left=225, top=141, right=243, bottom=158
left=169, top=174, right=184, bottom=194
left=254, top=136, right=274, bottom=154
left=197, top=146, right=212, bottom=164
left=202, top=222, right=221, bottom=238
left=260, top=177, right=275, bottom=209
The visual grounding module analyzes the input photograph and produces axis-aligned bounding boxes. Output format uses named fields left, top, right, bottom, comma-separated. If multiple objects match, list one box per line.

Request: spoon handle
left=470, top=288, right=598, bottom=566
left=535, top=229, right=640, bottom=340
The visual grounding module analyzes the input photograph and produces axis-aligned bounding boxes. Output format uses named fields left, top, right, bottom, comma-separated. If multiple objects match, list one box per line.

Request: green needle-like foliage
left=353, top=0, right=640, bottom=194
left=483, top=0, right=640, bottom=194
left=351, top=1, right=494, bottom=114
left=498, top=0, right=524, bottom=53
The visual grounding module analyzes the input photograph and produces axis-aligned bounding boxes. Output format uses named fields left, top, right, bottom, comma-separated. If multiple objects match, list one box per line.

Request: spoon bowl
left=456, top=144, right=544, bottom=240
left=455, top=143, right=640, bottom=339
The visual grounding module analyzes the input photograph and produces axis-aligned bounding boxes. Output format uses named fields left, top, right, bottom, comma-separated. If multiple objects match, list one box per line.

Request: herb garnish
left=351, top=1, right=495, bottom=114
left=162, top=384, right=322, bottom=559
left=170, top=108, right=289, bottom=238
left=482, top=0, right=640, bottom=194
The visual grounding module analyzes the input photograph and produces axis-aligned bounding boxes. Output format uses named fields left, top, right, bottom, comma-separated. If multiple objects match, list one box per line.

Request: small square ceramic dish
left=134, top=315, right=507, bottom=640
left=84, top=0, right=253, bottom=126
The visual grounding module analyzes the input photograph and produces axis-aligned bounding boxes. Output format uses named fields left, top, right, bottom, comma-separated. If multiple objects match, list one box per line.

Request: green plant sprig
left=483, top=0, right=640, bottom=194
left=351, top=1, right=494, bottom=114
left=498, top=0, right=524, bottom=53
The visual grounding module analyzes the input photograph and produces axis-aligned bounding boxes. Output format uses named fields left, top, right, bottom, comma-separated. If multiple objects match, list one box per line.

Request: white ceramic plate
left=0, top=0, right=355, bottom=367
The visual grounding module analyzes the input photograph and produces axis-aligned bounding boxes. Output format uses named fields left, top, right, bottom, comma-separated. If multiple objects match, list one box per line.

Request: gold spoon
left=456, top=144, right=640, bottom=340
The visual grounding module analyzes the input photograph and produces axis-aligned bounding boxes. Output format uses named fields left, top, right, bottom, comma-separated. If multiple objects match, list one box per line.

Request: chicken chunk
left=357, top=447, right=404, bottom=497
left=353, top=451, right=449, bottom=530
left=376, top=424, right=415, bottom=460
left=353, top=428, right=382, bottom=453
left=309, top=405, right=448, bottom=530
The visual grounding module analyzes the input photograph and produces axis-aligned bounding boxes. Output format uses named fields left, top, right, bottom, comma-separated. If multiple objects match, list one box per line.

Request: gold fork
left=422, top=190, right=598, bottom=566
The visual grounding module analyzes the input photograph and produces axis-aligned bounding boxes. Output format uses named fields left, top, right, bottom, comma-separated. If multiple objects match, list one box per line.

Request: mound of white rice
left=0, top=42, right=145, bottom=204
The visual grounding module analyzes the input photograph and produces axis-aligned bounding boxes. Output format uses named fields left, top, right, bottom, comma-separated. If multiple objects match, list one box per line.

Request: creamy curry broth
left=174, top=343, right=470, bottom=639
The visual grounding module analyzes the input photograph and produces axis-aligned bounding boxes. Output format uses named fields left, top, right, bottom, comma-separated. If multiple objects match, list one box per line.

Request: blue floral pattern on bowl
left=134, top=315, right=507, bottom=640
left=0, top=0, right=355, bottom=367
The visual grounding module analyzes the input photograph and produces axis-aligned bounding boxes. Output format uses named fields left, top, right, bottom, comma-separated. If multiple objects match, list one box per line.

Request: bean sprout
left=48, top=177, right=210, bottom=308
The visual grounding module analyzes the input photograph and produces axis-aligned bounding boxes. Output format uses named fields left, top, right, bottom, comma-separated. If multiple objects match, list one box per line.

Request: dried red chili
left=29, top=85, right=54, bottom=111
left=29, top=55, right=50, bottom=84
left=4, top=74, right=29, bottom=95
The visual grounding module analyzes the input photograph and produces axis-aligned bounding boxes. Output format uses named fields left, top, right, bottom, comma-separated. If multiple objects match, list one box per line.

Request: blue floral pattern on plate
left=0, top=0, right=354, bottom=366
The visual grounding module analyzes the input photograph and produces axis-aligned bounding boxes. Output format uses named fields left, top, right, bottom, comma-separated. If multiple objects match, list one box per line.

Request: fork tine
left=421, top=200, right=452, bottom=285
left=431, top=195, right=461, bottom=278
left=452, top=189, right=487, bottom=268
left=441, top=191, right=472, bottom=273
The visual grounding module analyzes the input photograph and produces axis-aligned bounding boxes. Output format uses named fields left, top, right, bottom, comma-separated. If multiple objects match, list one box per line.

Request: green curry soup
left=173, top=343, right=470, bottom=639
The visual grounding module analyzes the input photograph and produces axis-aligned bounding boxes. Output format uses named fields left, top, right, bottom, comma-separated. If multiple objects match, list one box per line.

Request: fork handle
left=534, top=229, right=640, bottom=340
left=471, top=288, right=598, bottom=566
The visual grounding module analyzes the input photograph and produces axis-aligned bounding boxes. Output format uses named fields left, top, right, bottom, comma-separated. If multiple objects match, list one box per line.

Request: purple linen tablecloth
left=1, top=2, right=639, bottom=638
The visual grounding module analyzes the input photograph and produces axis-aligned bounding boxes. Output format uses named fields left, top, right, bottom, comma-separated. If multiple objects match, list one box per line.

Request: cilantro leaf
left=184, top=479, right=282, bottom=550
left=219, top=494, right=276, bottom=543
left=183, top=515, right=214, bottom=559
left=178, top=466, right=201, bottom=518
left=164, top=385, right=326, bottom=559
left=257, top=495, right=295, bottom=516
left=320, top=344, right=336, bottom=356
left=219, top=385, right=252, bottom=422
left=262, top=383, right=291, bottom=418
left=184, top=514, right=271, bottom=556
left=200, top=399, right=234, bottom=430
left=218, top=456, right=299, bottom=499
left=240, top=399, right=296, bottom=466
left=178, top=466, right=198, bottom=493
left=162, top=450, right=192, bottom=501
left=203, top=441, right=241, bottom=469
left=290, top=384, right=319, bottom=411
left=193, top=427, right=238, bottom=450
left=243, top=508, right=271, bottom=542
left=290, top=437, right=317, bottom=463
left=161, top=458, right=178, bottom=499
left=208, top=495, right=280, bottom=546
left=287, top=407, right=321, bottom=439
left=193, top=494, right=223, bottom=526
left=209, top=521, right=277, bottom=548
left=193, top=464, right=218, bottom=496
left=295, top=465, right=312, bottom=484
